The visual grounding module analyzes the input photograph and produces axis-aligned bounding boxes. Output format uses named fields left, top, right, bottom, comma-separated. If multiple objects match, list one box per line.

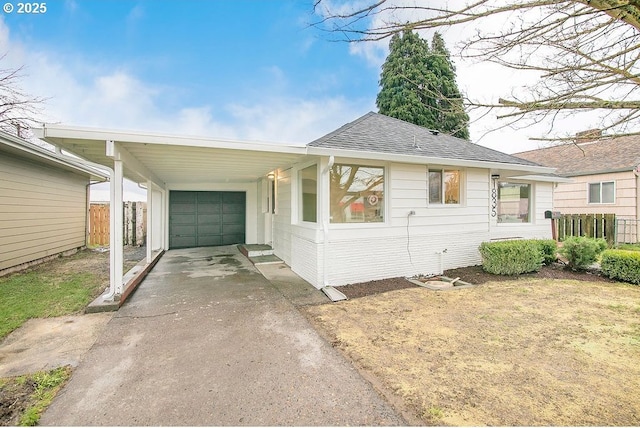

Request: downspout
left=323, top=155, right=334, bottom=287
left=53, top=145, right=118, bottom=300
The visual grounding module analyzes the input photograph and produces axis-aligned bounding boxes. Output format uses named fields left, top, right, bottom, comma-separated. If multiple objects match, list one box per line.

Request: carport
left=34, top=125, right=306, bottom=303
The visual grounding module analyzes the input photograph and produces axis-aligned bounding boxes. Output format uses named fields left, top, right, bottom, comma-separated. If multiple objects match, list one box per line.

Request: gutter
left=306, top=146, right=555, bottom=175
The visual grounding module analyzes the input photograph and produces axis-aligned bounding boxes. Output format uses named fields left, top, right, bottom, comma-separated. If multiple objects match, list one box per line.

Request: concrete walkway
left=40, top=246, right=404, bottom=426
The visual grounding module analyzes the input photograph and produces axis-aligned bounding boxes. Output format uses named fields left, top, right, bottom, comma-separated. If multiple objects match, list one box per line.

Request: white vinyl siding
left=280, top=160, right=555, bottom=288
left=0, top=152, right=88, bottom=271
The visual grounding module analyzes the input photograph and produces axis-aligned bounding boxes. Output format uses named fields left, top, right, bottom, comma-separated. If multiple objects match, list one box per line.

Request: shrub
left=601, top=250, right=640, bottom=284
left=558, top=236, right=608, bottom=270
left=535, top=239, right=558, bottom=265
left=479, top=240, right=544, bottom=275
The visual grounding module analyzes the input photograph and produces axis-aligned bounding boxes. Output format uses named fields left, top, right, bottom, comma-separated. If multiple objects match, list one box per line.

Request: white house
left=35, top=112, right=558, bottom=299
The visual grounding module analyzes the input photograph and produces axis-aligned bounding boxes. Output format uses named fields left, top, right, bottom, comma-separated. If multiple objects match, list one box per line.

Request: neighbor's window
left=330, top=164, right=384, bottom=223
left=300, top=164, right=317, bottom=222
left=588, top=181, right=615, bottom=204
left=429, top=169, right=460, bottom=204
left=497, top=182, right=531, bottom=223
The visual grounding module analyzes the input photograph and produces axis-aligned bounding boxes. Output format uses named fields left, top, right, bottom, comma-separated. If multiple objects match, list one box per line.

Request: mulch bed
left=338, top=263, right=618, bottom=299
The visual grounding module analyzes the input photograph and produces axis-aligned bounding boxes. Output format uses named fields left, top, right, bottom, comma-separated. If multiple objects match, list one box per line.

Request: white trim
left=307, top=146, right=555, bottom=175
left=36, top=124, right=306, bottom=155
left=427, top=167, right=464, bottom=207
left=327, top=161, right=388, bottom=226
left=0, top=130, right=108, bottom=179
left=587, top=180, right=616, bottom=204
left=496, top=180, right=534, bottom=225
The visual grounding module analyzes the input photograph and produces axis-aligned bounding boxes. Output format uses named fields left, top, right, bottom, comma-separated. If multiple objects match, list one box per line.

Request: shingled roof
left=515, top=135, right=640, bottom=177
left=307, top=112, right=541, bottom=167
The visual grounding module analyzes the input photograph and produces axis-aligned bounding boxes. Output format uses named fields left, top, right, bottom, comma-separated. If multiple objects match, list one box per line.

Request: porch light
left=267, top=172, right=275, bottom=180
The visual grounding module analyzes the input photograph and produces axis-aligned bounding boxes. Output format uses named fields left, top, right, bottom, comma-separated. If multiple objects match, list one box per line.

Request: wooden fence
left=556, top=213, right=616, bottom=245
left=89, top=202, right=147, bottom=246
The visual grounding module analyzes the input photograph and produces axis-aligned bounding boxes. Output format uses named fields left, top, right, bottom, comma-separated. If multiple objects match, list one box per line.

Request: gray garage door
left=169, top=191, right=246, bottom=249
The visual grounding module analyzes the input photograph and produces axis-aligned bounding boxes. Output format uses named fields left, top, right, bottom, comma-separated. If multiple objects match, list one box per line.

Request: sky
left=0, top=0, right=569, bottom=200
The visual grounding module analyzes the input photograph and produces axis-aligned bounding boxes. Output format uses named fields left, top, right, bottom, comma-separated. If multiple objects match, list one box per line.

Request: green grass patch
left=0, top=269, right=100, bottom=340
left=617, top=243, right=640, bottom=252
left=0, top=366, right=72, bottom=426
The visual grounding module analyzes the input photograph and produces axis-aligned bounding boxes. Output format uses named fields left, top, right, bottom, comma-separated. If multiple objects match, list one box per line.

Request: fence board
left=89, top=202, right=147, bottom=246
left=89, top=204, right=109, bottom=246
left=556, top=213, right=616, bottom=245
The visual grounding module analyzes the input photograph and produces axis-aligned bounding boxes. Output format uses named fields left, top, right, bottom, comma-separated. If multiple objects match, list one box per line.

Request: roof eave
left=561, top=167, right=635, bottom=177
left=35, top=124, right=307, bottom=155
left=1, top=130, right=108, bottom=179
left=306, top=146, right=555, bottom=175
left=509, top=174, right=573, bottom=183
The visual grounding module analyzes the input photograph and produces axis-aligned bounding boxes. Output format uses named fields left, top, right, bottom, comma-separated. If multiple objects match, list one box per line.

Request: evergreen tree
left=376, top=30, right=470, bottom=139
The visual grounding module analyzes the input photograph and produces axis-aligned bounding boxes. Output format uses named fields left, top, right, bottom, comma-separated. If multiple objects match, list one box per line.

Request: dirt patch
left=0, top=377, right=36, bottom=426
left=337, top=264, right=617, bottom=299
left=304, top=279, right=640, bottom=426
left=339, top=277, right=419, bottom=299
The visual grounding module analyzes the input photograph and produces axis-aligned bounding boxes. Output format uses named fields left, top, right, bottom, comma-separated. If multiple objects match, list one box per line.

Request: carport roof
left=35, top=125, right=307, bottom=186
left=34, top=112, right=558, bottom=186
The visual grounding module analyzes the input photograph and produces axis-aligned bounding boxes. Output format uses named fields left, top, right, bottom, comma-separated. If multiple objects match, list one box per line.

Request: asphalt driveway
left=40, top=246, right=404, bottom=426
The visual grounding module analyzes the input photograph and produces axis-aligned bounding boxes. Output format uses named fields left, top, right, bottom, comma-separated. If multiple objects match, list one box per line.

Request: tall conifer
left=377, top=30, right=470, bottom=139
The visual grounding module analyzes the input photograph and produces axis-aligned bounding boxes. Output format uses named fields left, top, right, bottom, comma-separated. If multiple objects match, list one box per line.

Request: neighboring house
left=36, top=112, right=559, bottom=294
left=0, top=130, right=107, bottom=276
left=515, top=133, right=640, bottom=220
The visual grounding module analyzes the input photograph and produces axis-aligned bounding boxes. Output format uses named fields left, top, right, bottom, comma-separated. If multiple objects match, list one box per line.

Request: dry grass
left=304, top=279, right=640, bottom=426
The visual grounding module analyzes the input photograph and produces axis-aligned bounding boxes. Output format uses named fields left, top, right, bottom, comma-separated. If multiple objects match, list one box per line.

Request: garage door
left=169, top=191, right=246, bottom=249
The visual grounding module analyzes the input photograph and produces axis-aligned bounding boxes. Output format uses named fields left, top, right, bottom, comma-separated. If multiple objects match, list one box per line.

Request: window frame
left=587, top=181, right=615, bottom=204
left=329, top=162, right=387, bottom=226
left=298, top=163, right=318, bottom=224
left=427, top=168, right=463, bottom=206
left=496, top=181, right=533, bottom=224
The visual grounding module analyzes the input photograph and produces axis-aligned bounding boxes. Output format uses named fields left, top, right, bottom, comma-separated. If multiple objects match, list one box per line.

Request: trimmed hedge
left=601, top=250, right=640, bottom=284
left=558, top=236, right=607, bottom=270
left=536, top=239, right=558, bottom=265
left=479, top=240, right=545, bottom=275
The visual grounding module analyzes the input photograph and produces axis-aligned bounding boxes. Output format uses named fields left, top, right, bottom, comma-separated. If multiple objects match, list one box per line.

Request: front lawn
left=0, top=250, right=108, bottom=340
left=304, top=278, right=640, bottom=426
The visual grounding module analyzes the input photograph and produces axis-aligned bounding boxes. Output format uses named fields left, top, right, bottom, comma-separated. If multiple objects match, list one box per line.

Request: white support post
left=113, top=157, right=124, bottom=295
left=146, top=180, right=153, bottom=263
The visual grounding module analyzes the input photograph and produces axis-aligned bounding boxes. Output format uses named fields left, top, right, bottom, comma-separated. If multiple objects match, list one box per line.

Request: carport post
left=146, top=180, right=152, bottom=263
left=106, top=140, right=125, bottom=297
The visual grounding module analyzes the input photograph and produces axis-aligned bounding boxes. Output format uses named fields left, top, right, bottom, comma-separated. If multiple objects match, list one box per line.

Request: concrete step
left=239, top=244, right=274, bottom=258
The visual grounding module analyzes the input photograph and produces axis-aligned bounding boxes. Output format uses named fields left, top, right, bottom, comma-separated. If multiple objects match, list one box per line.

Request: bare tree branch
left=313, top=0, right=640, bottom=140
left=0, top=55, right=46, bottom=138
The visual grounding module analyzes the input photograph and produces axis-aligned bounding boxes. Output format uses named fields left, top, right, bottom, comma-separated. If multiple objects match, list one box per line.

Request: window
left=330, top=164, right=384, bottom=223
left=429, top=169, right=460, bottom=204
left=300, top=164, right=317, bottom=222
left=497, top=182, right=531, bottom=223
left=588, top=181, right=614, bottom=204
